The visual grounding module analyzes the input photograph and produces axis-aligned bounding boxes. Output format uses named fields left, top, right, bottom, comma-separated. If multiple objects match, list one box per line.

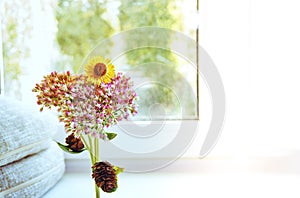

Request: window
left=0, top=0, right=198, bottom=120
left=0, top=0, right=200, bottom=168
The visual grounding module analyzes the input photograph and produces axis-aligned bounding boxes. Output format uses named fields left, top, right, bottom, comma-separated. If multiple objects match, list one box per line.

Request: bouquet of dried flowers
left=32, top=57, right=138, bottom=197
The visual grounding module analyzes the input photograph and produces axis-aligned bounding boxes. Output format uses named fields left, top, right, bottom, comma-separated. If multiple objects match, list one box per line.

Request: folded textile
left=0, top=96, right=58, bottom=166
left=0, top=142, right=65, bottom=198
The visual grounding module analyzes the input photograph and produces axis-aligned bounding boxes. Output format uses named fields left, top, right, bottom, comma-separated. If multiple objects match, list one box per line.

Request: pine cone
left=65, top=133, right=84, bottom=152
left=92, top=161, right=118, bottom=193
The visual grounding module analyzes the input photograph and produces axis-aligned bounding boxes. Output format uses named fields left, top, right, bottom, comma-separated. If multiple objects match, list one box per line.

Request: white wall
left=198, top=0, right=300, bottom=158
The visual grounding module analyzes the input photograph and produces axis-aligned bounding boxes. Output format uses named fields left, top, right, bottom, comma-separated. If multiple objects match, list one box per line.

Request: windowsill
left=44, top=156, right=300, bottom=197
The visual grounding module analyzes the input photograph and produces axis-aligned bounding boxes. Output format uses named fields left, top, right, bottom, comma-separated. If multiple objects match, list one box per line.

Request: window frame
left=0, top=0, right=201, bottom=172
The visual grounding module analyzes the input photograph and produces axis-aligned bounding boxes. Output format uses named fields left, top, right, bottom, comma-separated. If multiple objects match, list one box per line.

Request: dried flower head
left=65, top=133, right=85, bottom=152
left=32, top=71, right=75, bottom=111
left=92, top=161, right=118, bottom=193
left=61, top=73, right=138, bottom=139
left=33, top=58, right=138, bottom=140
left=84, top=56, right=115, bottom=85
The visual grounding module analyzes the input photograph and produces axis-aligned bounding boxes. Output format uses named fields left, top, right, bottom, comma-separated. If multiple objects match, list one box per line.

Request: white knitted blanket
left=0, top=96, right=59, bottom=166
left=0, top=142, right=65, bottom=198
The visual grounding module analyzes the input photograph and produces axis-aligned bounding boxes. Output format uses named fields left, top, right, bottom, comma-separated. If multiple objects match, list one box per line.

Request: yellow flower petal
left=84, top=56, right=115, bottom=85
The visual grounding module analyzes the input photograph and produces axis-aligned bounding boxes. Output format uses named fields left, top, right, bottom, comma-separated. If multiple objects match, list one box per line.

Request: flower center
left=93, top=63, right=107, bottom=77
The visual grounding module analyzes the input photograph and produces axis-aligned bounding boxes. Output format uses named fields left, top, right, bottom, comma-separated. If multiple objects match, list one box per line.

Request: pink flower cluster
left=33, top=72, right=138, bottom=139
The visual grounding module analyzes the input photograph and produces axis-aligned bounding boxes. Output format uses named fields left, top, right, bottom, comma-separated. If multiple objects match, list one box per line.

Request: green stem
left=80, top=134, right=94, bottom=161
left=95, top=179, right=100, bottom=198
left=81, top=134, right=101, bottom=198
left=94, top=137, right=100, bottom=198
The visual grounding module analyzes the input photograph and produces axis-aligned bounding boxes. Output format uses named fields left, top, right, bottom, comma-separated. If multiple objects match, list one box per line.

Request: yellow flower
left=84, top=56, right=115, bottom=84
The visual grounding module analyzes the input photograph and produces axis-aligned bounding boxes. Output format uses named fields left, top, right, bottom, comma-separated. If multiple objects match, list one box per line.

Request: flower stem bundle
left=33, top=57, right=138, bottom=197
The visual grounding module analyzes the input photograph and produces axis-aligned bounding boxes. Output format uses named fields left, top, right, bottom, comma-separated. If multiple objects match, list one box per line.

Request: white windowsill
left=44, top=155, right=300, bottom=198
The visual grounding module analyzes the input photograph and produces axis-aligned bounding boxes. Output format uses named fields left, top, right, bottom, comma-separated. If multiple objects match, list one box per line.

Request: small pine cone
left=65, top=133, right=84, bottom=152
left=92, top=161, right=118, bottom=193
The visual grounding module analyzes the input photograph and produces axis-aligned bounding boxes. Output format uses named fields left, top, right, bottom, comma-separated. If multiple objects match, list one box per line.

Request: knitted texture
left=0, top=96, right=58, bottom=166
left=0, top=142, right=65, bottom=198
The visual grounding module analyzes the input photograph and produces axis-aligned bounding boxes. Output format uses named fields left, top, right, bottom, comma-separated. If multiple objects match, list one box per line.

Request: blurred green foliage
left=118, top=0, right=192, bottom=118
left=56, top=0, right=114, bottom=72
left=55, top=0, right=194, bottom=118
left=1, top=0, right=32, bottom=98
left=1, top=0, right=196, bottom=118
left=55, top=0, right=196, bottom=118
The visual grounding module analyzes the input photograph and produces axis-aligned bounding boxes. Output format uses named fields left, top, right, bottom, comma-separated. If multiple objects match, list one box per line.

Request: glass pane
left=105, top=0, right=198, bottom=120
left=1, top=0, right=33, bottom=100
left=1, top=0, right=198, bottom=120
left=1, top=0, right=57, bottom=102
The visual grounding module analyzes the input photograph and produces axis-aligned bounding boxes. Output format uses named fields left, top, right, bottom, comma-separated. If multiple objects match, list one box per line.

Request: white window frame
left=0, top=0, right=202, bottom=172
